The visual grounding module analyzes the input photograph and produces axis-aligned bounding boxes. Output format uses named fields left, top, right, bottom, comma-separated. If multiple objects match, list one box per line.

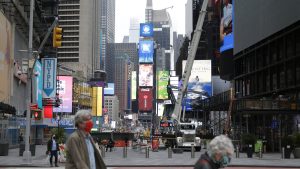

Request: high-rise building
left=123, top=36, right=129, bottom=43
left=104, top=95, right=119, bottom=122
left=185, top=0, right=193, bottom=39
left=100, top=0, right=115, bottom=70
left=106, top=43, right=138, bottom=83
left=57, top=0, right=101, bottom=78
left=145, top=0, right=173, bottom=71
left=173, top=32, right=184, bottom=66
left=114, top=55, right=128, bottom=112
left=129, top=18, right=140, bottom=44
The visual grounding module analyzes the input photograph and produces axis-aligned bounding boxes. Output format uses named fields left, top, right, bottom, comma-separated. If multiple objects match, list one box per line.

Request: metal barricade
left=123, top=146, right=127, bottom=158
left=168, top=147, right=172, bottom=158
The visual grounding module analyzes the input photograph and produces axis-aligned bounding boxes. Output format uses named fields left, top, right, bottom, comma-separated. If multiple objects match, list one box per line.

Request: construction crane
left=157, top=0, right=208, bottom=151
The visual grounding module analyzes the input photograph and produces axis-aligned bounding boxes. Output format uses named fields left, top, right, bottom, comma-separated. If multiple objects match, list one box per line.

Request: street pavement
left=0, top=145, right=299, bottom=168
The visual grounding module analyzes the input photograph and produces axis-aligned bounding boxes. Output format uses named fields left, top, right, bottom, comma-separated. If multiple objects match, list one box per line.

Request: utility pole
left=23, top=0, right=34, bottom=164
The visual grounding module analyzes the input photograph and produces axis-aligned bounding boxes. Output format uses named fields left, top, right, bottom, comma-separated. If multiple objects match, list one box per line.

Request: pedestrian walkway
left=0, top=145, right=299, bottom=168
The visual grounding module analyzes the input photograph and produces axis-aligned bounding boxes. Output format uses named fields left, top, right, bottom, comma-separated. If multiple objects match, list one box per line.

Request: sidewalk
left=0, top=145, right=299, bottom=168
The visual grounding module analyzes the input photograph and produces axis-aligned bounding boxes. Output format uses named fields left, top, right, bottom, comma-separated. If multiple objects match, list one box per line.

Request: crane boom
left=172, top=0, right=208, bottom=122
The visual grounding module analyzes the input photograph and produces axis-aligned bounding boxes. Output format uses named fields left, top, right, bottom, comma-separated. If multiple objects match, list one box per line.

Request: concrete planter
left=0, top=143, right=9, bottom=156
left=293, top=147, right=300, bottom=158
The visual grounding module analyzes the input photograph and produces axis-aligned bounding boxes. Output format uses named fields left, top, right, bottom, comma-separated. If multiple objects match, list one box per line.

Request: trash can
left=19, top=144, right=36, bottom=156
left=0, top=143, right=9, bottom=156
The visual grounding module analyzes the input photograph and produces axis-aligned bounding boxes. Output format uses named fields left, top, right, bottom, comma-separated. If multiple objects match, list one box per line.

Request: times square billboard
left=182, top=60, right=212, bottom=100
left=139, top=64, right=153, bottom=87
left=53, top=76, right=73, bottom=113
left=139, top=40, right=154, bottom=63
left=138, top=88, right=153, bottom=111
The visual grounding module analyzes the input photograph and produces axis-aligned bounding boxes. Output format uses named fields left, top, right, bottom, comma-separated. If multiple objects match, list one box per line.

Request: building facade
left=100, top=0, right=115, bottom=70
left=104, top=95, right=119, bottom=122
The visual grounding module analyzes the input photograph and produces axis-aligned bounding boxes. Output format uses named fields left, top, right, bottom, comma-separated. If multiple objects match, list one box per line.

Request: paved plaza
left=0, top=145, right=299, bottom=168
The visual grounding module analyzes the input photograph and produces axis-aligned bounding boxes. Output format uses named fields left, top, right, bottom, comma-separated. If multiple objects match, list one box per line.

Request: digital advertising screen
left=139, top=40, right=154, bottom=63
left=131, top=71, right=137, bottom=100
left=157, top=71, right=169, bottom=99
left=53, top=76, right=73, bottom=113
left=104, top=83, right=115, bottom=95
left=140, top=23, right=153, bottom=37
left=220, top=0, right=233, bottom=53
left=139, top=64, right=153, bottom=87
left=182, top=60, right=212, bottom=100
left=138, top=88, right=153, bottom=111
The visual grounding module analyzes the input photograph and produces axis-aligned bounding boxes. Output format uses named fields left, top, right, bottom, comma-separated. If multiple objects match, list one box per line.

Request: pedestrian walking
left=106, top=138, right=115, bottom=152
left=47, top=134, right=60, bottom=167
left=18, top=133, right=23, bottom=143
left=65, top=110, right=106, bottom=169
left=194, top=135, right=234, bottom=169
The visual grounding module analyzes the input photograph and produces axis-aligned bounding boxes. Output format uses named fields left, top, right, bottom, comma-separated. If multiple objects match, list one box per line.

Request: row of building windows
left=58, top=5, right=79, bottom=10
left=59, top=16, right=80, bottom=20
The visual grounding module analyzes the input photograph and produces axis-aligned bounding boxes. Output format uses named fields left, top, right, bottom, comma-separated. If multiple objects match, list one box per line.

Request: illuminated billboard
left=139, top=64, right=153, bottom=87
left=138, top=88, right=153, bottom=111
left=53, top=76, right=73, bottom=113
left=131, top=71, right=137, bottom=100
left=104, top=83, right=114, bottom=95
left=220, top=0, right=233, bottom=52
left=139, top=40, right=154, bottom=63
left=140, top=23, right=153, bottom=37
left=157, top=71, right=169, bottom=99
left=157, top=103, right=165, bottom=117
left=92, top=87, right=103, bottom=116
left=182, top=60, right=212, bottom=100
left=0, top=12, right=12, bottom=102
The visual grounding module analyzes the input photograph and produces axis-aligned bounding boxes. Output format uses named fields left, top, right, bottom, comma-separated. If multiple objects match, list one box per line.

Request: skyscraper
left=106, top=43, right=138, bottom=83
left=129, top=18, right=140, bottom=44
left=57, top=0, right=101, bottom=78
left=145, top=0, right=173, bottom=71
left=100, top=0, right=115, bottom=70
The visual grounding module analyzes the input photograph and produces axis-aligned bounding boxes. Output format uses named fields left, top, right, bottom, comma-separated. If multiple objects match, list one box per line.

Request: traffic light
left=32, top=110, right=42, bottom=120
left=53, top=26, right=63, bottom=48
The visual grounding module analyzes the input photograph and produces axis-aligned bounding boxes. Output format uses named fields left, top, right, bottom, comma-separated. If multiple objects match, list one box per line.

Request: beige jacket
left=65, top=130, right=106, bottom=169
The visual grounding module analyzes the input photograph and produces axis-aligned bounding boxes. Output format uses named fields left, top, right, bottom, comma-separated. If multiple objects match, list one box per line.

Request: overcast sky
left=115, top=0, right=187, bottom=43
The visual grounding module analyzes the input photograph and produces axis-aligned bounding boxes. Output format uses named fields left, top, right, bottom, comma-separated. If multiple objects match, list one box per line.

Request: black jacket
left=194, top=152, right=220, bottom=169
left=47, top=139, right=59, bottom=152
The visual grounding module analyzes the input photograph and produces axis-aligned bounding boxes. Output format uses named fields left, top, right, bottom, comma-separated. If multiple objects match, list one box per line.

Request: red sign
left=44, top=105, right=53, bottom=118
left=138, top=88, right=153, bottom=111
left=30, top=104, right=38, bottom=110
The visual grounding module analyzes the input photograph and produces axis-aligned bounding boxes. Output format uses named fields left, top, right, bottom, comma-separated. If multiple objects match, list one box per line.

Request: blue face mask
left=221, top=155, right=231, bottom=167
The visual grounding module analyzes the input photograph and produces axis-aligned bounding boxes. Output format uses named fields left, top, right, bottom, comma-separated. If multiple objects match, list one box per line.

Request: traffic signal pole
left=23, top=0, right=34, bottom=164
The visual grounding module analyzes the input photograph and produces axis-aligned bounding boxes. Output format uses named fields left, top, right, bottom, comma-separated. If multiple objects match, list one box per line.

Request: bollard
left=259, top=146, right=262, bottom=159
left=168, top=147, right=172, bottom=158
left=145, top=146, right=150, bottom=158
left=236, top=145, right=239, bottom=158
left=101, top=145, right=105, bottom=158
left=282, top=147, right=285, bottom=159
left=123, top=146, right=127, bottom=158
left=191, top=144, right=195, bottom=158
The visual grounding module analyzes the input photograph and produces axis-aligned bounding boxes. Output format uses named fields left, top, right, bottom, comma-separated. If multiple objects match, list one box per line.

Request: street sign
left=42, top=58, right=57, bottom=98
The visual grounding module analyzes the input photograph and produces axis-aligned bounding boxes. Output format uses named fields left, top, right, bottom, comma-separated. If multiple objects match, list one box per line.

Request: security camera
left=17, top=70, right=22, bottom=76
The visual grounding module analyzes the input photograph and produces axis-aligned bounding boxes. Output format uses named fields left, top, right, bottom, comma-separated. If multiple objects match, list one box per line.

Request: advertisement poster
left=131, top=71, right=137, bottom=100
left=139, top=64, right=153, bottom=87
left=182, top=60, right=212, bottom=100
left=139, top=40, right=154, bottom=63
left=53, top=76, right=73, bottom=113
left=140, top=23, right=153, bottom=37
left=0, top=12, right=12, bottom=102
left=220, top=0, right=233, bottom=52
left=138, top=88, right=153, bottom=111
left=104, top=83, right=115, bottom=95
left=34, top=60, right=43, bottom=109
left=157, top=71, right=169, bottom=99
left=92, top=87, right=103, bottom=116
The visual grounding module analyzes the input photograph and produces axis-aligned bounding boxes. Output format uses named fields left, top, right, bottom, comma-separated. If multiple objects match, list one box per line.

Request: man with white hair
left=65, top=110, right=106, bottom=169
left=194, top=135, right=234, bottom=169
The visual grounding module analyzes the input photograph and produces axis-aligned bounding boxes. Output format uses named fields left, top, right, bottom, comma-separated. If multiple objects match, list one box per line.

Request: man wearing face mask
left=47, top=134, right=60, bottom=167
left=194, top=135, right=234, bottom=169
left=65, top=110, right=106, bottom=169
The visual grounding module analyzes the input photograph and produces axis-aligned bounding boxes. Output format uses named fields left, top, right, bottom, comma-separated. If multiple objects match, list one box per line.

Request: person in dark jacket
left=106, top=138, right=115, bottom=152
left=194, top=135, right=234, bottom=169
left=47, top=134, right=60, bottom=167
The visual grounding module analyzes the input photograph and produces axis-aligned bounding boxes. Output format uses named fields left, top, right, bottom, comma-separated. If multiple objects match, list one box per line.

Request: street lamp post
left=23, top=0, right=34, bottom=164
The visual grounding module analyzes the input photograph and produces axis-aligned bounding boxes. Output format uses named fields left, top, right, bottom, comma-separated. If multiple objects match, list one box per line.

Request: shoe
left=55, top=164, right=59, bottom=167
left=50, top=164, right=53, bottom=167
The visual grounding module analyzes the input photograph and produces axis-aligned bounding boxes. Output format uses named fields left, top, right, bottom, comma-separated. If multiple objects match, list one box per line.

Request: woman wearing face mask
left=194, top=135, right=234, bottom=169
left=65, top=110, right=106, bottom=169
